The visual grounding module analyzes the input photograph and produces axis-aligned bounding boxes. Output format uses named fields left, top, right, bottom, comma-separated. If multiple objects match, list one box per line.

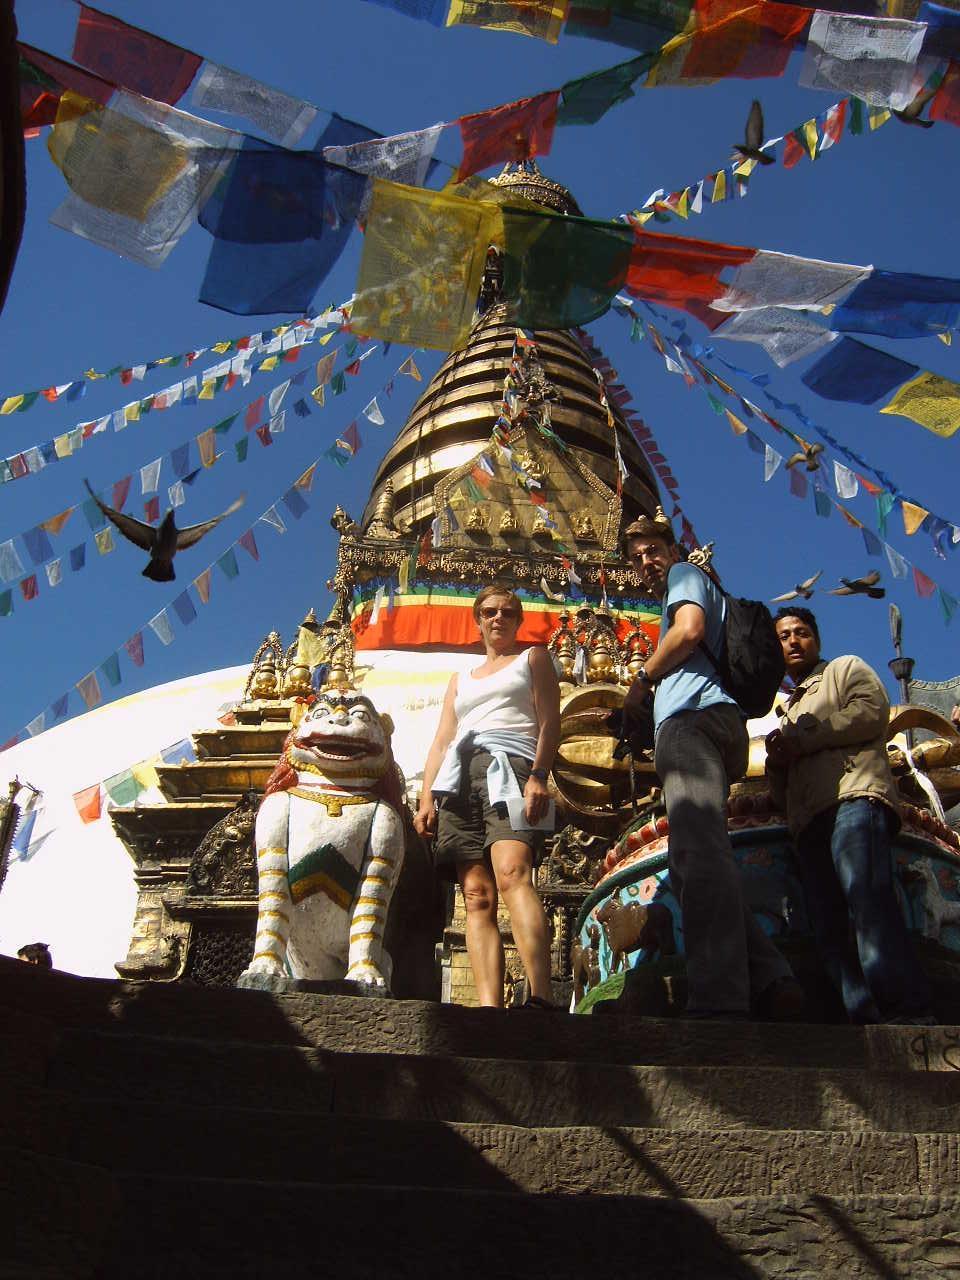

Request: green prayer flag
left=500, top=206, right=634, bottom=330
left=463, top=474, right=485, bottom=502
left=331, top=372, right=347, bottom=396
left=20, top=391, right=40, bottom=411
left=938, top=587, right=958, bottom=624
left=104, top=768, right=142, bottom=806
left=235, top=437, right=249, bottom=463
left=876, top=491, right=896, bottom=536
left=850, top=98, right=865, bottom=135
left=214, top=413, right=238, bottom=435
left=630, top=316, right=643, bottom=342
left=706, top=392, right=726, bottom=415
left=82, top=497, right=106, bottom=531
left=0, top=589, right=11, bottom=616
left=218, top=547, right=239, bottom=579
left=557, top=54, right=653, bottom=126
left=99, top=652, right=122, bottom=687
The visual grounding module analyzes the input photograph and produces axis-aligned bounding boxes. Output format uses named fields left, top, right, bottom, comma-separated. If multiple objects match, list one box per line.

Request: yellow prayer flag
left=446, top=0, right=568, bottom=43
left=124, top=401, right=141, bottom=423
left=803, top=118, right=819, bottom=160
left=631, top=209, right=655, bottom=226
left=131, top=762, right=160, bottom=790
left=197, top=428, right=217, bottom=467
left=317, top=330, right=336, bottom=346
left=295, top=463, right=318, bottom=492
left=84, top=368, right=104, bottom=380
left=675, top=188, right=689, bottom=219
left=194, top=569, right=212, bottom=604
left=869, top=107, right=891, bottom=130
left=838, top=505, right=863, bottom=529
left=901, top=500, right=929, bottom=536
left=295, top=621, right=327, bottom=670
left=939, top=331, right=953, bottom=346
left=49, top=91, right=187, bottom=222
left=725, top=408, right=748, bottom=436
left=259, top=356, right=279, bottom=372
left=880, top=370, right=960, bottom=438
left=211, top=342, right=231, bottom=354
left=1, top=396, right=24, bottom=415
left=711, top=171, right=727, bottom=203
left=198, top=380, right=216, bottom=400
left=41, top=508, right=74, bottom=536
left=311, top=385, right=325, bottom=408
left=351, top=180, right=497, bottom=352
left=733, top=157, right=757, bottom=178
left=95, top=527, right=115, bottom=555
left=54, top=434, right=73, bottom=458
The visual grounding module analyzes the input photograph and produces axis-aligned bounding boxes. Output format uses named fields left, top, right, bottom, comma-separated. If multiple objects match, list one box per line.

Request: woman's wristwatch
left=530, top=767, right=549, bottom=782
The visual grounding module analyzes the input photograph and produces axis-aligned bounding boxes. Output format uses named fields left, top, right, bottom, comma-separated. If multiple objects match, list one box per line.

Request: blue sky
left=3, top=0, right=959, bottom=745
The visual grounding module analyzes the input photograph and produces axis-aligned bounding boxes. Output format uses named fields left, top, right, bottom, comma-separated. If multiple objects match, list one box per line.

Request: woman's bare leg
left=491, top=840, right=552, bottom=1002
left=457, top=860, right=504, bottom=1007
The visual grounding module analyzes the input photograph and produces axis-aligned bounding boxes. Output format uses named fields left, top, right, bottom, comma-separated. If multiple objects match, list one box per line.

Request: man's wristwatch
left=530, top=767, right=549, bottom=782
left=637, top=664, right=655, bottom=686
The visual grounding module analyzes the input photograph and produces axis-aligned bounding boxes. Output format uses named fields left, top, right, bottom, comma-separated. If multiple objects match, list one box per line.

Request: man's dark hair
left=773, top=607, right=820, bottom=647
left=17, top=942, right=52, bottom=968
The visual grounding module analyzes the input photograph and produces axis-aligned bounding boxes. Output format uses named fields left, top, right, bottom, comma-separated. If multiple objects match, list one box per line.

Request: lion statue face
left=287, top=691, right=392, bottom=783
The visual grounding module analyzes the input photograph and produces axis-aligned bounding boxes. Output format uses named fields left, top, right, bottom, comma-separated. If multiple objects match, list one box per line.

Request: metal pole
left=888, top=604, right=915, bottom=750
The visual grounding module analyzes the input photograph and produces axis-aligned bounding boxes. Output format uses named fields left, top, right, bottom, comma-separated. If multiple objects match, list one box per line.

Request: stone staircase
left=3, top=956, right=960, bottom=1279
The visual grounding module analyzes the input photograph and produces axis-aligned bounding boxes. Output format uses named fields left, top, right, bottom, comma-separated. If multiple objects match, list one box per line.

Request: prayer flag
left=197, top=428, right=218, bottom=466
left=100, top=653, right=121, bottom=687
left=296, top=463, right=318, bottom=491
left=73, top=5, right=202, bottom=104
left=144, top=496, right=160, bottom=524
left=788, top=467, right=808, bottom=499
left=558, top=55, right=652, bottom=125
left=245, top=396, right=264, bottom=429
left=363, top=397, right=385, bottom=425
left=239, top=529, right=259, bottom=560
left=172, top=591, right=197, bottom=625
left=0, top=540, right=25, bottom=583
left=255, top=425, right=273, bottom=447
left=45, top=560, right=62, bottom=588
left=191, top=61, right=317, bottom=147
left=801, top=338, right=918, bottom=405
left=352, top=181, right=496, bottom=350
left=112, top=476, right=132, bottom=511
left=282, top=487, right=309, bottom=520
left=457, top=91, right=559, bottom=180
left=315, top=351, right=338, bottom=386
left=149, top=609, right=175, bottom=645
left=22, top=527, right=53, bottom=566
left=447, top=1, right=569, bottom=42
left=833, top=270, right=960, bottom=339
left=626, top=228, right=755, bottom=321
left=20, top=575, right=38, bottom=601
left=260, top=506, right=287, bottom=534
left=833, top=461, right=859, bottom=498
left=217, top=547, right=239, bottom=579
left=399, top=355, right=422, bottom=380
left=763, top=445, right=782, bottom=481
left=885, top=541, right=909, bottom=578
left=799, top=12, right=926, bottom=111
left=76, top=670, right=102, bottom=709
left=69, top=543, right=86, bottom=572
left=95, top=528, right=115, bottom=555
left=140, top=458, right=161, bottom=494
left=125, top=632, right=144, bottom=666
left=74, top=783, right=102, bottom=823
left=879, top=369, right=960, bottom=437
left=901, top=500, right=929, bottom=536
left=194, top=569, right=212, bottom=604
left=914, top=565, right=937, bottom=598
left=235, top=438, right=249, bottom=463
left=162, top=739, right=197, bottom=765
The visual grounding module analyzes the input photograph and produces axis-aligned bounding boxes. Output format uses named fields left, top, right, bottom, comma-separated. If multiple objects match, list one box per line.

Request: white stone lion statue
left=238, top=687, right=406, bottom=991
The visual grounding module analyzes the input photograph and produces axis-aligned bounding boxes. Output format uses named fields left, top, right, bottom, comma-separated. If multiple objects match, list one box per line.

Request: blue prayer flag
left=51, top=693, right=69, bottom=720
left=832, top=270, right=960, bottom=339
left=171, top=443, right=191, bottom=478
left=69, top=543, right=86, bottom=571
left=801, top=338, right=918, bottom=405
left=172, top=591, right=197, bottom=625
left=282, top=486, right=309, bottom=519
left=22, top=526, right=54, bottom=566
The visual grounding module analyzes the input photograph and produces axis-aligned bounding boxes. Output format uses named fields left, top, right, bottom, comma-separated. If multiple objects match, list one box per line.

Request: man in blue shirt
left=623, top=514, right=799, bottom=1019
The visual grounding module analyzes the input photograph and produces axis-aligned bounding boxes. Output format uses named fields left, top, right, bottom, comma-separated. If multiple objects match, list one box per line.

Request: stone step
left=7, top=1085, right=960, bottom=1199
left=34, top=1027, right=960, bottom=1133
left=8, top=1158, right=959, bottom=1280
left=2, top=959, right=958, bottom=1073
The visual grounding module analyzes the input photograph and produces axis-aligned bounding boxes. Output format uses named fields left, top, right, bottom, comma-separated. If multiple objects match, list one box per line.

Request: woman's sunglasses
left=479, top=606, right=519, bottom=620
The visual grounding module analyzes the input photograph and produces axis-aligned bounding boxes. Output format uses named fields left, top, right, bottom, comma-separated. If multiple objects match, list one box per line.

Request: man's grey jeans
left=655, top=702, right=791, bottom=1014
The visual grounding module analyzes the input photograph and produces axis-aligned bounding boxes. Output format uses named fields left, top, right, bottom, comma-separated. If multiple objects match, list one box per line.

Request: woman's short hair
left=473, top=584, right=524, bottom=621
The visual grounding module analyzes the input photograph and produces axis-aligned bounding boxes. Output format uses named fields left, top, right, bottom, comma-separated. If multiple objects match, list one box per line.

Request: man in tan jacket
left=766, top=608, right=934, bottom=1025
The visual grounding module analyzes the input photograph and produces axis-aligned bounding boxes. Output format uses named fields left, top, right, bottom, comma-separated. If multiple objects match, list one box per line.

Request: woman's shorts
left=433, top=749, right=545, bottom=878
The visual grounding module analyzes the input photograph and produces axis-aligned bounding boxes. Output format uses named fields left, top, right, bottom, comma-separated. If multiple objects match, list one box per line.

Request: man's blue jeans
left=796, top=798, right=931, bottom=1023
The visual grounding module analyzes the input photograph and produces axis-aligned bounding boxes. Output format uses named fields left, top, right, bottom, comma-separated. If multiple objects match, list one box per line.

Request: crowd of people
left=414, top=515, right=938, bottom=1026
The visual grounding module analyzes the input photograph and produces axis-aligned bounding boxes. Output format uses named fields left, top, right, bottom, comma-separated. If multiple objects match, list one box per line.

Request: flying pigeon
left=893, top=85, right=937, bottom=128
left=84, top=480, right=245, bottom=582
left=828, top=570, right=885, bottom=599
left=770, top=570, right=822, bottom=603
left=733, top=100, right=776, bottom=166
left=785, top=441, right=824, bottom=472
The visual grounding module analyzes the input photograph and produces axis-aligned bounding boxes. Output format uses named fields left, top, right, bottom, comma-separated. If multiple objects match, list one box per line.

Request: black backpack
left=698, top=572, right=785, bottom=719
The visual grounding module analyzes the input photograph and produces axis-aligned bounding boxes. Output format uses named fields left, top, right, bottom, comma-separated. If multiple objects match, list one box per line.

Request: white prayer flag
left=168, top=481, right=186, bottom=508
left=370, top=585, right=385, bottom=625
left=714, top=251, right=871, bottom=314
left=763, top=445, right=783, bottom=482
left=884, top=542, right=909, bottom=579
left=149, top=609, right=175, bottom=645
left=268, top=380, right=290, bottom=416
left=140, top=458, right=162, bottom=495
left=800, top=12, right=926, bottom=111
left=833, top=461, right=859, bottom=499
left=363, top=397, right=385, bottom=426
left=260, top=506, right=287, bottom=534
left=192, top=61, right=318, bottom=147
left=45, top=559, right=62, bottom=588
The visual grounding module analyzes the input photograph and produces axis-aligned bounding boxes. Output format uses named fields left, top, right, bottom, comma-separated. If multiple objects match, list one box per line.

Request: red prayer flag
left=74, top=782, right=102, bottom=823
left=283, top=345, right=302, bottom=363
left=255, top=425, right=273, bottom=447
left=675, top=0, right=811, bottom=82
left=626, top=228, right=755, bottom=318
left=239, top=529, right=259, bottom=561
left=860, top=476, right=882, bottom=496
left=112, top=475, right=131, bottom=511
left=18, top=42, right=114, bottom=129
left=913, top=566, right=937, bottom=598
left=458, top=91, right=559, bottom=181
left=143, top=496, right=160, bottom=524
left=344, top=359, right=362, bottom=376
left=20, top=574, right=38, bottom=601
left=124, top=632, right=144, bottom=667
left=342, top=421, right=362, bottom=454
left=931, top=60, right=960, bottom=126
left=245, top=395, right=264, bottom=430
left=823, top=98, right=847, bottom=145
left=782, top=130, right=805, bottom=169
left=73, top=5, right=202, bottom=105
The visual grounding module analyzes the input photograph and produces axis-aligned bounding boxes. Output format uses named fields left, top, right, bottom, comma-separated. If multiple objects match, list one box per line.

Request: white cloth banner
left=763, top=445, right=783, bottom=482
left=716, top=306, right=837, bottom=367
left=268, top=380, right=290, bottom=416
left=833, top=461, right=859, bottom=499
left=168, top=481, right=186, bottom=508
left=0, top=538, right=24, bottom=582
left=192, top=61, right=318, bottom=147
left=45, top=559, right=62, bottom=588
left=714, top=250, right=871, bottom=314
left=140, top=458, right=162, bottom=495
left=363, top=397, right=385, bottom=425
left=799, top=12, right=926, bottom=110
left=149, top=610, right=175, bottom=645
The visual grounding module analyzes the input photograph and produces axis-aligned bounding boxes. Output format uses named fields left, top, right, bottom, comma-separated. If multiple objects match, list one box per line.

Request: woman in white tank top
left=415, top=585, right=561, bottom=1009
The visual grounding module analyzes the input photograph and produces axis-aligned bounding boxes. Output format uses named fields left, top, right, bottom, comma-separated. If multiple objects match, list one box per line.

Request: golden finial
left=365, top=481, right=402, bottom=541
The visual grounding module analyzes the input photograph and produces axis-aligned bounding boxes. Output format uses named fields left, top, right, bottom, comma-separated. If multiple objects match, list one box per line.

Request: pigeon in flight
left=84, top=480, right=245, bottom=582
left=785, top=441, right=824, bottom=472
left=828, top=570, right=885, bottom=599
left=734, top=100, right=775, bottom=166
left=893, top=85, right=937, bottom=128
left=770, top=570, right=822, bottom=603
